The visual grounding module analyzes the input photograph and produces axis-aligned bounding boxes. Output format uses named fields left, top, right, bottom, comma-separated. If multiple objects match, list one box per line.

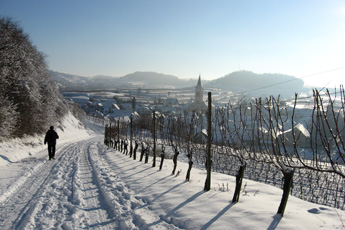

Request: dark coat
left=44, top=129, right=59, bottom=145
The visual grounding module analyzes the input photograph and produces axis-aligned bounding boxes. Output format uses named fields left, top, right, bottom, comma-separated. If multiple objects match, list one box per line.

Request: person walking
left=44, top=126, right=59, bottom=160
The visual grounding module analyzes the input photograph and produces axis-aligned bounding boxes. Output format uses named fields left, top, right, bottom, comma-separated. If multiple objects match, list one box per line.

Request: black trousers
left=48, top=144, right=56, bottom=159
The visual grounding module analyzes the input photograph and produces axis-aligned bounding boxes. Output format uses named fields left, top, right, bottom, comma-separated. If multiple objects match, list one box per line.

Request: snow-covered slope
left=0, top=112, right=91, bottom=166
left=0, top=118, right=344, bottom=229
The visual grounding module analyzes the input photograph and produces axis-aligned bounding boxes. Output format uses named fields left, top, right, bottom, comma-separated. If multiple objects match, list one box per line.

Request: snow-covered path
left=0, top=138, right=111, bottom=229
left=0, top=141, right=82, bottom=229
left=0, top=122, right=344, bottom=229
left=0, top=136, right=177, bottom=230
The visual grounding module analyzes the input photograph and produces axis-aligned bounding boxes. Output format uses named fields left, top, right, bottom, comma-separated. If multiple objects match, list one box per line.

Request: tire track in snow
left=25, top=142, right=85, bottom=229
left=0, top=141, right=80, bottom=229
left=96, top=141, right=182, bottom=230
left=69, top=142, right=118, bottom=229
left=86, top=141, right=146, bottom=229
left=20, top=137, right=119, bottom=230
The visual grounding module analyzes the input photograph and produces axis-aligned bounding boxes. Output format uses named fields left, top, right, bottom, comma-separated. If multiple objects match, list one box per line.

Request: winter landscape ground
left=0, top=114, right=344, bottom=230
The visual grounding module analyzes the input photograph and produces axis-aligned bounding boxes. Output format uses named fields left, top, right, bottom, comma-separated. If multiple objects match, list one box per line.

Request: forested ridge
left=0, top=17, right=67, bottom=139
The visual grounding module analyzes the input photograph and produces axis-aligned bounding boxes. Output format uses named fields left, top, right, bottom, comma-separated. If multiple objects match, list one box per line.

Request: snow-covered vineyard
left=0, top=117, right=344, bottom=229
left=103, top=88, right=345, bottom=212
left=105, top=125, right=345, bottom=212
left=207, top=152, right=344, bottom=209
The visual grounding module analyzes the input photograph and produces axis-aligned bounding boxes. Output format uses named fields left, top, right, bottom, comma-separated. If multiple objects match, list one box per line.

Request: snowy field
left=0, top=115, right=344, bottom=229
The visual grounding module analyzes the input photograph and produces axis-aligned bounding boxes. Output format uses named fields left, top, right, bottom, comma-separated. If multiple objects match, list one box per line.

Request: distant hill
left=205, top=71, right=309, bottom=98
left=50, top=71, right=197, bottom=91
left=50, top=70, right=310, bottom=98
left=50, top=71, right=97, bottom=90
left=121, top=72, right=197, bottom=88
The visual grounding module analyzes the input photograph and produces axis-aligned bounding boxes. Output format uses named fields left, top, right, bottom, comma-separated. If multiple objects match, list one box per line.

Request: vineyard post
left=152, top=110, right=156, bottom=167
left=133, top=140, right=138, bottom=160
left=130, top=116, right=133, bottom=157
left=126, top=117, right=129, bottom=140
left=109, top=122, right=112, bottom=147
left=204, top=92, right=212, bottom=191
left=117, top=118, right=120, bottom=144
left=104, top=124, right=107, bottom=145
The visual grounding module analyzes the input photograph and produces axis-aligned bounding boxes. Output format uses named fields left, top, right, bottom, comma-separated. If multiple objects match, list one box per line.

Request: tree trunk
left=232, top=164, right=246, bottom=203
left=186, top=160, right=193, bottom=181
left=144, top=148, right=149, bottom=164
left=139, top=143, right=145, bottom=161
left=159, top=151, right=165, bottom=170
left=277, top=168, right=295, bottom=217
left=130, top=116, right=133, bottom=157
left=133, top=142, right=138, bottom=160
left=172, top=149, right=179, bottom=175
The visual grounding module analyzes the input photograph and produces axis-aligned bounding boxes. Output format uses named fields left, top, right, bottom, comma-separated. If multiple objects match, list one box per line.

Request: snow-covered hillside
left=0, top=116, right=344, bottom=229
left=0, top=112, right=90, bottom=166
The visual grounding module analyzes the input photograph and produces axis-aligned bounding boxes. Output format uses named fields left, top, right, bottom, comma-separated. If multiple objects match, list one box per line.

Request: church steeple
left=195, top=74, right=203, bottom=104
left=187, top=74, right=207, bottom=112
left=197, top=74, right=202, bottom=87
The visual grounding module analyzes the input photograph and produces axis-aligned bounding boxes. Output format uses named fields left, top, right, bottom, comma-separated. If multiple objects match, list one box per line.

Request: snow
left=0, top=112, right=90, bottom=166
left=0, top=115, right=344, bottom=229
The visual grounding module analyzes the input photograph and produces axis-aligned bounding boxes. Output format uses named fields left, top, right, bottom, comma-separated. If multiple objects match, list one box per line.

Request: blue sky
left=1, top=0, right=345, bottom=87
